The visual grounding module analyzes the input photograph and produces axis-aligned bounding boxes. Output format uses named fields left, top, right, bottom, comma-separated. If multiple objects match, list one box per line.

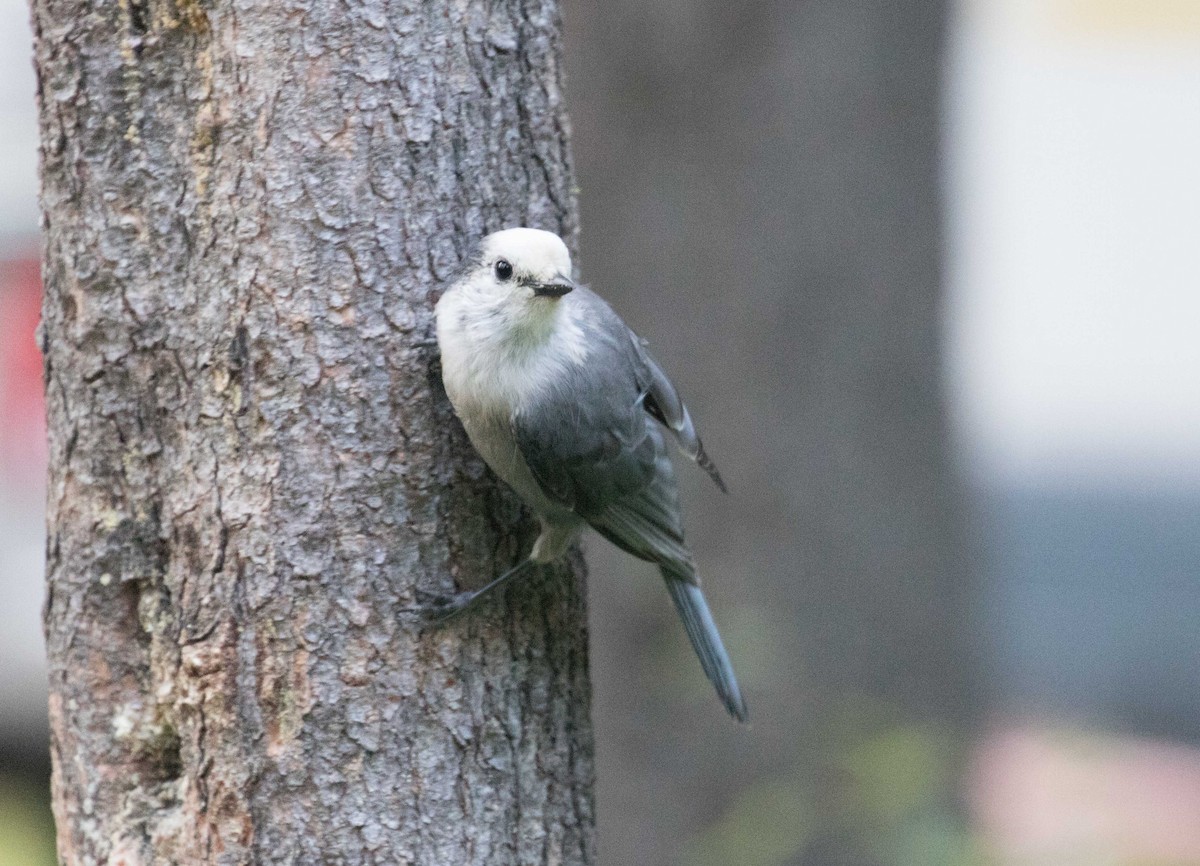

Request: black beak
left=531, top=276, right=575, bottom=298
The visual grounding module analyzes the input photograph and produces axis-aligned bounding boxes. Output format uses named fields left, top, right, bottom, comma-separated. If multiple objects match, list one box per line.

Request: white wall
left=946, top=0, right=1200, bottom=488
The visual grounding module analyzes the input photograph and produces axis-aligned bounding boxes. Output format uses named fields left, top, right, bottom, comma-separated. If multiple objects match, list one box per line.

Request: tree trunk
left=33, top=0, right=593, bottom=863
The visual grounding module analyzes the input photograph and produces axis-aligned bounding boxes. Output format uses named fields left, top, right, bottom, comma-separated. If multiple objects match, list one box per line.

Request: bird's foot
left=416, top=588, right=480, bottom=626
left=417, top=558, right=536, bottom=627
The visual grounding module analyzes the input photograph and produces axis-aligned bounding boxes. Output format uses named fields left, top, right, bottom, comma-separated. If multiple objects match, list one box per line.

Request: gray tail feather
left=663, top=570, right=749, bottom=722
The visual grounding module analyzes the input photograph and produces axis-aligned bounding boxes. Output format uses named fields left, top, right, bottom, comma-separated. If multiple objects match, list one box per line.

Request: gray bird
left=433, top=227, right=747, bottom=722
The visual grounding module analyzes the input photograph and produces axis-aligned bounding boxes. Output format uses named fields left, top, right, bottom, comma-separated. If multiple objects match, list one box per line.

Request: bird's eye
left=494, top=259, right=514, bottom=281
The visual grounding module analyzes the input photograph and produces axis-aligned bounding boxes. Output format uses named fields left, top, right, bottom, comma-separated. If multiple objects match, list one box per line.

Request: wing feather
left=512, top=290, right=698, bottom=578
left=631, top=336, right=727, bottom=492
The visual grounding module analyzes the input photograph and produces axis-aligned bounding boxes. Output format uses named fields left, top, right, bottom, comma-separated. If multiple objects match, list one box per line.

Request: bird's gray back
left=514, top=288, right=695, bottom=571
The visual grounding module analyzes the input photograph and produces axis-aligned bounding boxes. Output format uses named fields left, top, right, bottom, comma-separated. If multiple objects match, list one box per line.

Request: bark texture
left=33, top=0, right=593, bottom=863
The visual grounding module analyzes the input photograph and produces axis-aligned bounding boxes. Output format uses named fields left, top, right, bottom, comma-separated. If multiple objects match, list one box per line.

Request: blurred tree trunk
left=33, top=1, right=594, bottom=863
left=566, top=1, right=974, bottom=864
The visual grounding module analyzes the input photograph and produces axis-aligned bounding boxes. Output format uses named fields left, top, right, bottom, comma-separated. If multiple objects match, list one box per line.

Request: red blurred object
left=0, top=255, right=46, bottom=487
left=971, top=722, right=1200, bottom=865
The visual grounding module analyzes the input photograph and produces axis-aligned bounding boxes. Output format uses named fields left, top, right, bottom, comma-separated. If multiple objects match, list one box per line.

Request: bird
left=431, top=227, right=747, bottom=722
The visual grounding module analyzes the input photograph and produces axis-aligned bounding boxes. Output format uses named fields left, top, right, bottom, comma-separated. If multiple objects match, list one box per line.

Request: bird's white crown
left=480, top=228, right=572, bottom=283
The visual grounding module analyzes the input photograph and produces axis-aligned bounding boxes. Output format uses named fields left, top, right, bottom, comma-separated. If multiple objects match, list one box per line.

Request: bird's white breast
left=436, top=288, right=587, bottom=419
left=435, top=287, right=586, bottom=521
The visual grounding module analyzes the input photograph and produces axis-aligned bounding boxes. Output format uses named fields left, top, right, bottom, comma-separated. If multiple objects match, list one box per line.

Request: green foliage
left=681, top=778, right=813, bottom=866
left=682, top=696, right=994, bottom=866
left=0, top=778, right=56, bottom=866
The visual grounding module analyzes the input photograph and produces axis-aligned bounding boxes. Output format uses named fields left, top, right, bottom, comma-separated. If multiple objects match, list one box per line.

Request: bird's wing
left=628, top=333, right=727, bottom=492
left=584, top=429, right=697, bottom=573
left=512, top=294, right=695, bottom=573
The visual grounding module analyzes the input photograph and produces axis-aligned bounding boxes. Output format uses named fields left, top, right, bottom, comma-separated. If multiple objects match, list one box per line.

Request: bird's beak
left=531, top=275, right=575, bottom=298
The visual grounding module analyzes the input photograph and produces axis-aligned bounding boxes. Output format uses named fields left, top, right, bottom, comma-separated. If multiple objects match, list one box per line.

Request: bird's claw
left=416, top=588, right=474, bottom=626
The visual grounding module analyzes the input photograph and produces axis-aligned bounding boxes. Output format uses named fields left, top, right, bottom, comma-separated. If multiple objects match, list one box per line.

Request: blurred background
left=2, top=0, right=1198, bottom=864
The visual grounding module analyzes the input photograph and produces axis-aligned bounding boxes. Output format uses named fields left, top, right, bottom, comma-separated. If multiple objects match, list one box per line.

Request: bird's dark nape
left=662, top=570, right=749, bottom=722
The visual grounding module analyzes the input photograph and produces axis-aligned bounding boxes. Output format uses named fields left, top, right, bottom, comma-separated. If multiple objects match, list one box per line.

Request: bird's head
left=437, top=228, right=580, bottom=354
left=463, top=228, right=576, bottom=306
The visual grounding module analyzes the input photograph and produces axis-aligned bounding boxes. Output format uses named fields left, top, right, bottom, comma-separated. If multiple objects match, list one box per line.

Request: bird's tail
left=662, top=567, right=749, bottom=722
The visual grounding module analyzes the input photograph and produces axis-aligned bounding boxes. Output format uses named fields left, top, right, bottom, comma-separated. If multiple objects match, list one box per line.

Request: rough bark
left=33, top=0, right=593, bottom=863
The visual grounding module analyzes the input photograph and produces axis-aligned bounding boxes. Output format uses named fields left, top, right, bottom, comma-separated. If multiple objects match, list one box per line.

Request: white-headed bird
left=433, top=227, right=747, bottom=722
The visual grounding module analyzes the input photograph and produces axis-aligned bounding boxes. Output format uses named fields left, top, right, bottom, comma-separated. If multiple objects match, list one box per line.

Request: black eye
left=495, top=259, right=513, bottom=281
